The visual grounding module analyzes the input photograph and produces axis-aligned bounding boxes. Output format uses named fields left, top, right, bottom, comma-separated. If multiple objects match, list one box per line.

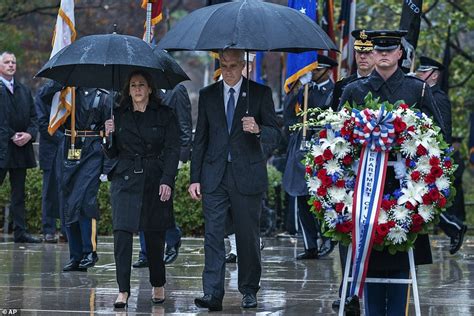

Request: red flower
left=317, top=169, right=327, bottom=179
left=317, top=186, right=327, bottom=196
left=428, top=189, right=440, bottom=202
left=416, top=145, right=428, bottom=156
left=443, top=160, right=452, bottom=168
left=314, top=155, right=324, bottom=165
left=399, top=103, right=409, bottom=110
left=410, top=171, right=421, bottom=181
left=321, top=176, right=333, bottom=187
left=429, top=157, right=440, bottom=166
left=405, top=202, right=416, bottom=210
left=438, top=196, right=447, bottom=208
left=342, top=155, right=353, bottom=166
left=336, top=221, right=353, bottom=233
left=335, top=203, right=345, bottom=213
left=335, top=179, right=346, bottom=188
left=393, top=117, right=407, bottom=133
left=323, top=149, right=334, bottom=161
left=319, top=129, right=327, bottom=139
left=424, top=174, right=436, bottom=184
left=411, top=214, right=424, bottom=233
left=422, top=194, right=432, bottom=205
left=305, top=166, right=312, bottom=174
left=381, top=199, right=395, bottom=211
left=313, top=200, right=322, bottom=212
left=430, top=166, right=443, bottom=178
left=407, top=126, right=416, bottom=132
left=341, top=126, right=352, bottom=137
left=374, top=222, right=394, bottom=244
left=405, top=158, right=412, bottom=167
left=396, top=136, right=406, bottom=145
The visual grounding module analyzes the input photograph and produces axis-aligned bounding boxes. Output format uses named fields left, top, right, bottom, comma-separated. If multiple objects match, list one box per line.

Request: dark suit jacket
left=3, top=79, right=38, bottom=169
left=0, top=83, right=9, bottom=168
left=190, top=78, right=279, bottom=195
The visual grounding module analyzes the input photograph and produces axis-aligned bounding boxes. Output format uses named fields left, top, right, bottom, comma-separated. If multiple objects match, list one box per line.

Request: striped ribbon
left=352, top=105, right=396, bottom=152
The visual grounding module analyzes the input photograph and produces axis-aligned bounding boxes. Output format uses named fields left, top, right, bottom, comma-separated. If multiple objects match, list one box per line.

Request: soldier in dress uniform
left=339, top=30, right=446, bottom=315
left=282, top=55, right=338, bottom=260
left=416, top=56, right=467, bottom=254
left=42, top=82, right=112, bottom=272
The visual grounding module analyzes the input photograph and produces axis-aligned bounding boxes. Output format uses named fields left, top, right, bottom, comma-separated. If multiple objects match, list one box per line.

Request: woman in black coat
left=104, top=71, right=180, bottom=308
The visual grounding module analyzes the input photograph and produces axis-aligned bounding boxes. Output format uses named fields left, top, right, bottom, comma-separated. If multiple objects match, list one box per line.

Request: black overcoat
left=105, top=100, right=180, bottom=233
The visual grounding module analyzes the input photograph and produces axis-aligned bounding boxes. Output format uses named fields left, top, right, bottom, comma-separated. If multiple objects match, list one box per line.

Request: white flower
left=333, top=141, right=352, bottom=159
left=319, top=129, right=346, bottom=153
left=324, top=210, right=338, bottom=229
left=328, top=187, right=346, bottom=203
left=397, top=180, right=428, bottom=206
left=307, top=177, right=321, bottom=194
left=415, top=156, right=431, bottom=174
left=324, top=159, right=342, bottom=175
left=426, top=139, right=441, bottom=157
left=391, top=205, right=411, bottom=222
left=311, top=144, right=323, bottom=157
left=387, top=225, right=408, bottom=244
left=378, top=210, right=388, bottom=224
left=417, top=205, right=435, bottom=222
left=317, top=109, right=350, bottom=130
left=400, top=138, right=418, bottom=158
left=435, top=176, right=450, bottom=191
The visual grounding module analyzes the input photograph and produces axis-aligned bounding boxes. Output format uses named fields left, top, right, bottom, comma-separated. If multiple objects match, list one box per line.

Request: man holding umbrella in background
left=189, top=49, right=279, bottom=311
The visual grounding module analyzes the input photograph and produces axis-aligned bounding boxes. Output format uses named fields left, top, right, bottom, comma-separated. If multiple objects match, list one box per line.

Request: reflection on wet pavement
left=0, top=235, right=472, bottom=315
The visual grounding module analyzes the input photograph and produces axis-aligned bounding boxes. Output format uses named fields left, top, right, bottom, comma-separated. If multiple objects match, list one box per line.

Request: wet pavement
left=0, top=234, right=473, bottom=315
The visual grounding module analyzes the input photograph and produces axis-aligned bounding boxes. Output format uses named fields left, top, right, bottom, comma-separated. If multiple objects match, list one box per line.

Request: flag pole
left=145, top=0, right=152, bottom=43
left=301, top=83, right=309, bottom=149
left=336, top=21, right=345, bottom=81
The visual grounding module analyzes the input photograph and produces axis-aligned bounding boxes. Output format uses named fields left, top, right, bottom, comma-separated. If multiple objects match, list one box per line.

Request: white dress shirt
left=223, top=76, right=243, bottom=115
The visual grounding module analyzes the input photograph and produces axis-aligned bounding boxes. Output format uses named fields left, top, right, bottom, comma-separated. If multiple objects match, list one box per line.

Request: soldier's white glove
left=99, top=174, right=108, bottom=182
left=299, top=72, right=312, bottom=86
left=394, top=160, right=407, bottom=180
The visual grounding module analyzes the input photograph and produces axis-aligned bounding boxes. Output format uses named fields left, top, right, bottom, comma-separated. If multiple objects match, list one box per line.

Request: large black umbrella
left=37, top=33, right=189, bottom=90
left=157, top=0, right=338, bottom=53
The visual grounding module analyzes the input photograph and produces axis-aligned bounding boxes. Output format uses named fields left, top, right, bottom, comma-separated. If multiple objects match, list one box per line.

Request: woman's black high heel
left=151, top=287, right=165, bottom=304
left=114, top=292, right=129, bottom=308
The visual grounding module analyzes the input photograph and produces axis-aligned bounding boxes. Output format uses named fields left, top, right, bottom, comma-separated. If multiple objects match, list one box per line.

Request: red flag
left=337, top=0, right=355, bottom=79
left=142, top=0, right=163, bottom=41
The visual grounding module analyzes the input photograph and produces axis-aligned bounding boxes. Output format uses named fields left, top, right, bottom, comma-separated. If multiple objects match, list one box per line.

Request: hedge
left=0, top=163, right=283, bottom=236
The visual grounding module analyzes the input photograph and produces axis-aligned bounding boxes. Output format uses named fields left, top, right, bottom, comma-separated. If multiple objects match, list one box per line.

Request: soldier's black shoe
left=318, top=240, right=336, bottom=258
left=164, top=241, right=181, bottom=265
left=344, top=295, right=360, bottom=316
left=63, top=260, right=87, bottom=272
left=194, top=294, right=223, bottom=311
left=225, top=253, right=237, bottom=263
left=331, top=299, right=340, bottom=309
left=132, top=258, right=149, bottom=268
left=450, top=225, right=468, bottom=255
left=241, top=293, right=257, bottom=308
left=296, top=248, right=319, bottom=260
left=79, top=252, right=98, bottom=269
left=44, top=233, right=58, bottom=243
left=14, top=233, right=42, bottom=243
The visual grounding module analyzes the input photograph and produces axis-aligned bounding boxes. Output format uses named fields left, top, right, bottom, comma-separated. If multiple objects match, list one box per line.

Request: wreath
left=302, top=94, right=456, bottom=253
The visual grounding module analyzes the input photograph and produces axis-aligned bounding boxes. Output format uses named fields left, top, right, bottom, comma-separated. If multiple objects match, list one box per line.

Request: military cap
left=416, top=56, right=445, bottom=72
left=351, top=29, right=373, bottom=52
left=366, top=30, right=408, bottom=51
left=316, top=55, right=338, bottom=68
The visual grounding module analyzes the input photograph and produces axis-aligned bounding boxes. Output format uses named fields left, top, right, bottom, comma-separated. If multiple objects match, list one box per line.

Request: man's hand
left=104, top=118, right=115, bottom=137
left=242, top=116, right=260, bottom=134
left=188, top=183, right=201, bottom=201
left=12, top=132, right=32, bottom=147
left=159, top=184, right=172, bottom=202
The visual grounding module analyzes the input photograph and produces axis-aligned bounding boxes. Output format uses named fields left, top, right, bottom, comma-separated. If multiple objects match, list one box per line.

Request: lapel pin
left=242, top=92, right=247, bottom=98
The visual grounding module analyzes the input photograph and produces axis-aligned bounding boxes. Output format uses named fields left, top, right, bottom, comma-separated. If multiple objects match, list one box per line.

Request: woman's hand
left=105, top=118, right=115, bottom=137
left=159, top=184, right=172, bottom=202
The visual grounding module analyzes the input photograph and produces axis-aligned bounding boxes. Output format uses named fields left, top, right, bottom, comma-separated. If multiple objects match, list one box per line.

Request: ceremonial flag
left=48, top=0, right=76, bottom=135
left=284, top=0, right=318, bottom=93
left=142, top=0, right=163, bottom=42
left=255, top=52, right=264, bottom=84
left=399, top=0, right=422, bottom=71
left=321, top=0, right=337, bottom=79
left=337, top=0, right=356, bottom=79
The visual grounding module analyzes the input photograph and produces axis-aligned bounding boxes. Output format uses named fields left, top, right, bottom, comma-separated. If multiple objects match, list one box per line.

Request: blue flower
left=394, top=189, right=403, bottom=199
left=383, top=194, right=391, bottom=200
left=331, top=173, right=340, bottom=182
left=410, top=161, right=416, bottom=168
left=335, top=131, right=341, bottom=137
left=415, top=112, right=423, bottom=118
left=442, top=189, right=450, bottom=197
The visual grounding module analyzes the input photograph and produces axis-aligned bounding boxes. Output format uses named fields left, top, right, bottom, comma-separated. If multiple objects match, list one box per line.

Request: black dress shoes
left=332, top=298, right=340, bottom=309
left=296, top=248, right=319, bottom=260
left=344, top=295, right=360, bottom=316
left=63, top=260, right=87, bottom=272
left=132, top=258, right=149, bottom=268
left=14, top=233, right=42, bottom=243
left=241, top=293, right=257, bottom=308
left=450, top=225, right=468, bottom=255
left=44, top=233, right=58, bottom=243
left=225, top=253, right=237, bottom=263
left=79, top=252, right=98, bottom=269
left=151, top=287, right=165, bottom=304
left=194, top=294, right=223, bottom=311
left=164, top=241, right=181, bottom=265
left=114, top=292, right=129, bottom=309
left=318, top=240, right=336, bottom=258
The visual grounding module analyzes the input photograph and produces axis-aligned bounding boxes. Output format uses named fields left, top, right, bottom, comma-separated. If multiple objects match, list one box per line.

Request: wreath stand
left=338, top=244, right=421, bottom=316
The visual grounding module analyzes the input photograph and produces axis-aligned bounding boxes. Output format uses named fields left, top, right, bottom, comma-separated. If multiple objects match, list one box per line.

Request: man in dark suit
left=416, top=56, right=468, bottom=254
left=189, top=49, right=279, bottom=311
left=0, top=52, right=41, bottom=243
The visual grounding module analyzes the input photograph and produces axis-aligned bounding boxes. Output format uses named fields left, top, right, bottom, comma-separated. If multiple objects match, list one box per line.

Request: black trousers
left=114, top=230, right=166, bottom=294
left=202, top=163, right=262, bottom=300
left=0, top=168, right=27, bottom=239
left=297, top=195, right=321, bottom=250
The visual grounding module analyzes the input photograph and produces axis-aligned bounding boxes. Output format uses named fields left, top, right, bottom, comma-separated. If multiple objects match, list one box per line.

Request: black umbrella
left=157, top=0, right=338, bottom=53
left=36, top=33, right=189, bottom=90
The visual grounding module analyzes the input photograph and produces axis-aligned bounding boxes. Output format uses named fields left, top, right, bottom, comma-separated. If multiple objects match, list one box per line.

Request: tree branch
left=450, top=71, right=473, bottom=89
left=446, top=0, right=473, bottom=18
left=450, top=42, right=473, bottom=62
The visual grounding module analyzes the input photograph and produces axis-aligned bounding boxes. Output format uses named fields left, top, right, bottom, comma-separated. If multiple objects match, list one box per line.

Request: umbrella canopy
left=37, top=33, right=189, bottom=90
left=157, top=0, right=338, bottom=53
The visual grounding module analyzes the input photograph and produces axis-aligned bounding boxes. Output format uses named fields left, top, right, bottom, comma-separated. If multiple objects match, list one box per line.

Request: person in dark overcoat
left=104, top=70, right=180, bottom=308
left=0, top=52, right=41, bottom=243
left=339, top=30, right=446, bottom=315
left=415, top=56, right=468, bottom=254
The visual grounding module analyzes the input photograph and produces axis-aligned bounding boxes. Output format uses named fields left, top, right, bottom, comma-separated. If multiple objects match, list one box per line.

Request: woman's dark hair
left=119, top=70, right=160, bottom=108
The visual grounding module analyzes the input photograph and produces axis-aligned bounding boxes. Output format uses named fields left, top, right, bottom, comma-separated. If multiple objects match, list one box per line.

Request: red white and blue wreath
left=304, top=94, right=456, bottom=254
